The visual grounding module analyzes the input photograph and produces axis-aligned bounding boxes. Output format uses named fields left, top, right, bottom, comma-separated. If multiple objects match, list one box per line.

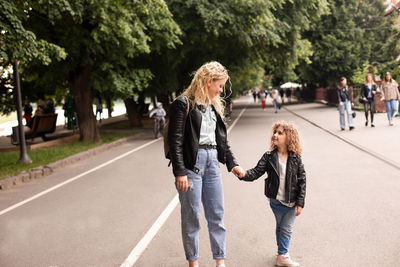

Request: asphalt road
left=1, top=96, right=399, bottom=267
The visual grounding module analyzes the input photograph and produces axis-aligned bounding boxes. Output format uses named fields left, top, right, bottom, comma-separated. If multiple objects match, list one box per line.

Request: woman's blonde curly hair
left=181, top=61, right=230, bottom=117
left=269, top=120, right=302, bottom=155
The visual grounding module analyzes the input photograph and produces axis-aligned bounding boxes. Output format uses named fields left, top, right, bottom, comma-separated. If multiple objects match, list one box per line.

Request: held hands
left=232, top=166, right=245, bottom=179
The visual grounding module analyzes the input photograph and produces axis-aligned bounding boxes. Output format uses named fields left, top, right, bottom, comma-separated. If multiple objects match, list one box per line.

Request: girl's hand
left=176, top=175, right=188, bottom=192
left=295, top=206, right=303, bottom=216
left=232, top=166, right=245, bottom=178
left=363, top=97, right=367, bottom=101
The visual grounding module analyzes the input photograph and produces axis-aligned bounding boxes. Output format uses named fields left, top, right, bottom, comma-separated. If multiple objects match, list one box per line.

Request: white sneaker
left=389, top=120, right=394, bottom=126
left=276, top=253, right=299, bottom=267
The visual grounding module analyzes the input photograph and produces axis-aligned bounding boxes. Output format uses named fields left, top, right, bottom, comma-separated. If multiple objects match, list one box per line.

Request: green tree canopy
left=296, top=0, right=397, bottom=88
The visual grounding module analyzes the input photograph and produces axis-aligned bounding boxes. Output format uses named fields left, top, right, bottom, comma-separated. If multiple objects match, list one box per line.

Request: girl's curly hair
left=269, top=120, right=302, bottom=155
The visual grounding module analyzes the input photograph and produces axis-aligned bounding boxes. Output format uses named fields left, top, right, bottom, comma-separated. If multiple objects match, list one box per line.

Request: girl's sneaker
left=276, top=253, right=299, bottom=267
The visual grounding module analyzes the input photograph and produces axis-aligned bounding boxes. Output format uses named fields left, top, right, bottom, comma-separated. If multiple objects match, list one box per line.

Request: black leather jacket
left=168, top=96, right=238, bottom=177
left=337, top=86, right=351, bottom=103
left=361, top=84, right=377, bottom=100
left=240, top=150, right=306, bottom=208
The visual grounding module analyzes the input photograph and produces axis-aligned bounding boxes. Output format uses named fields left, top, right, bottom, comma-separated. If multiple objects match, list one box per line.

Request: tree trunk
left=106, top=96, right=112, bottom=118
left=69, top=65, right=101, bottom=142
left=151, top=96, right=157, bottom=109
left=138, top=91, right=147, bottom=116
left=124, top=97, right=142, bottom=127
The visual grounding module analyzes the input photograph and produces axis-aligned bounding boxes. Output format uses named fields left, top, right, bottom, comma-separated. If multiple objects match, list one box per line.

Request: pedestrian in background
left=380, top=72, right=400, bottom=126
left=93, top=96, right=103, bottom=122
left=237, top=120, right=306, bottom=267
left=361, top=74, right=377, bottom=127
left=272, top=89, right=280, bottom=113
left=285, top=88, right=291, bottom=103
left=337, top=77, right=355, bottom=131
left=168, top=61, right=244, bottom=267
left=252, top=89, right=257, bottom=103
left=279, top=88, right=285, bottom=105
left=23, top=99, right=33, bottom=124
left=260, top=90, right=267, bottom=111
left=44, top=98, right=55, bottom=114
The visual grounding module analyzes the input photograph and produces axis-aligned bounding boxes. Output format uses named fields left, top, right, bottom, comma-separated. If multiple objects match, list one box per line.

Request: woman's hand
left=295, top=206, right=303, bottom=216
left=363, top=97, right=367, bottom=102
left=176, top=175, right=189, bottom=192
left=232, top=166, right=245, bottom=178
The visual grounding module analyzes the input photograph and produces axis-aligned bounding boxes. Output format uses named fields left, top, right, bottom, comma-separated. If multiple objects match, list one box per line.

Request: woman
left=361, top=74, right=377, bottom=127
left=380, top=72, right=400, bottom=126
left=168, top=61, right=244, bottom=267
left=337, top=77, right=354, bottom=131
left=260, top=90, right=266, bottom=110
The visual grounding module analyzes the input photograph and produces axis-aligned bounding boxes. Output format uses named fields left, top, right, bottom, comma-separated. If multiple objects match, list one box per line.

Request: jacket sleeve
left=168, top=98, right=188, bottom=177
left=295, top=156, right=306, bottom=208
left=240, top=153, right=268, bottom=182
left=336, top=89, right=342, bottom=103
left=360, top=85, right=366, bottom=99
left=225, top=139, right=239, bottom=172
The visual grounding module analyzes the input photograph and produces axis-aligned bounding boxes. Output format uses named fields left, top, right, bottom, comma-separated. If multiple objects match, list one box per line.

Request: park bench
left=11, top=113, right=58, bottom=145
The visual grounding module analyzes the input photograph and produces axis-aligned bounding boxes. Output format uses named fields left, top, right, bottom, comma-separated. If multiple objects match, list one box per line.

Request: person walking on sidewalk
left=380, top=72, right=400, bottom=126
left=168, top=61, right=244, bottom=267
left=260, top=90, right=267, bottom=111
left=236, top=121, right=306, bottom=267
left=272, top=89, right=280, bottom=113
left=337, top=77, right=355, bottom=131
left=361, top=74, right=377, bottom=127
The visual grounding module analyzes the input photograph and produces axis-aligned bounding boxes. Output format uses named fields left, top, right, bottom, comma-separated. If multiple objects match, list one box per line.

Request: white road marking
left=0, top=139, right=160, bottom=216
left=120, top=108, right=247, bottom=267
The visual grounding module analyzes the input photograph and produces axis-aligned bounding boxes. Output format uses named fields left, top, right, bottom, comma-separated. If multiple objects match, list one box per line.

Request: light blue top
left=199, top=105, right=217, bottom=145
left=367, top=84, right=373, bottom=98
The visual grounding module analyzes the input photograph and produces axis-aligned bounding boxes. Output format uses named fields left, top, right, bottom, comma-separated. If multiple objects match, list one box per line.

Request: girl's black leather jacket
left=240, top=150, right=306, bottom=208
left=168, top=96, right=238, bottom=177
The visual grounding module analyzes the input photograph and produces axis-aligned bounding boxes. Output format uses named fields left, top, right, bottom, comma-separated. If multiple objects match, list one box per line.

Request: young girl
left=238, top=121, right=306, bottom=267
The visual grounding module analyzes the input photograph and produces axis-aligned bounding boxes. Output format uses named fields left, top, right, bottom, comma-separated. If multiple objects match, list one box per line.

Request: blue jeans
left=177, top=148, right=225, bottom=261
left=385, top=99, right=397, bottom=121
left=273, top=99, right=278, bottom=113
left=269, top=199, right=296, bottom=255
left=338, top=100, right=353, bottom=129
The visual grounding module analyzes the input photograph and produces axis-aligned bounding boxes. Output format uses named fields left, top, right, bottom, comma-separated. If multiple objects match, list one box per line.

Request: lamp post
left=13, top=58, right=32, bottom=164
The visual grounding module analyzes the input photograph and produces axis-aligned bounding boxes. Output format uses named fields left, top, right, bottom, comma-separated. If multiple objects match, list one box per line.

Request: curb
left=0, top=132, right=147, bottom=191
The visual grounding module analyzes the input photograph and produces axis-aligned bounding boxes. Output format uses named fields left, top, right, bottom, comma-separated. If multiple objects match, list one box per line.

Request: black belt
left=198, top=144, right=217, bottom=150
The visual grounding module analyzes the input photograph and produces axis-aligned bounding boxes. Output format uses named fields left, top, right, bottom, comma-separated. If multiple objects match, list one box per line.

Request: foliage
left=297, top=0, right=397, bottom=87
left=146, top=0, right=329, bottom=98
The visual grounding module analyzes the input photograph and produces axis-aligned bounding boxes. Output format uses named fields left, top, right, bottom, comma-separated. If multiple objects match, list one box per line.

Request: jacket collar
left=268, top=149, right=295, bottom=176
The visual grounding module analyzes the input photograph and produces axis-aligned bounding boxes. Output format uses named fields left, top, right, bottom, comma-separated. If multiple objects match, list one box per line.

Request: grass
left=0, top=132, right=136, bottom=180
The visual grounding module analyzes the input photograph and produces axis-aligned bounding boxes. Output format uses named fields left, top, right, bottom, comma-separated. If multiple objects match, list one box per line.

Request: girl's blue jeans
left=177, top=148, right=225, bottom=261
left=269, top=198, right=297, bottom=255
